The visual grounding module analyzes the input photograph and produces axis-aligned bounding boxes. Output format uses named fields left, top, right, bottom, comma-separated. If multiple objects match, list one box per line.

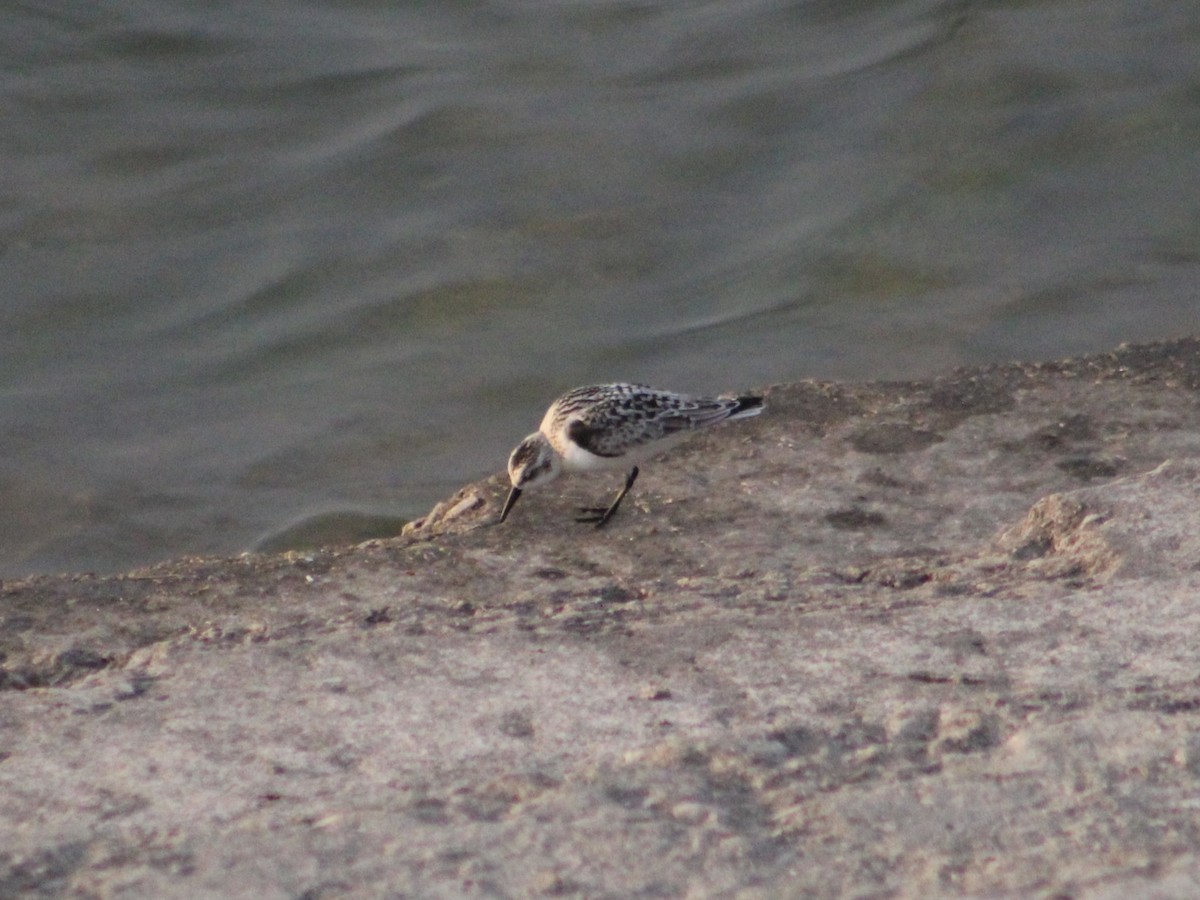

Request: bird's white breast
left=548, top=420, right=690, bottom=474
left=555, top=430, right=625, bottom=473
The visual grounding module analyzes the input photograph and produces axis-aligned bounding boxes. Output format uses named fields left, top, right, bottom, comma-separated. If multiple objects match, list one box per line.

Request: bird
left=499, top=383, right=765, bottom=527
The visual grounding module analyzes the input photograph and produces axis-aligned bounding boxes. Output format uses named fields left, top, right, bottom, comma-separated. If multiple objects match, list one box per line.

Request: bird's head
left=498, top=433, right=561, bottom=523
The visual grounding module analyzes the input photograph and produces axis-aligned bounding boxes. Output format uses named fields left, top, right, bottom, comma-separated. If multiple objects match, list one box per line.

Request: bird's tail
left=726, top=394, right=765, bottom=420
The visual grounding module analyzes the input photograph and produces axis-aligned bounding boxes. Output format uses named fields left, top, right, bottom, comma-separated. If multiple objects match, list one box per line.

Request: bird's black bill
left=499, top=486, right=522, bottom=523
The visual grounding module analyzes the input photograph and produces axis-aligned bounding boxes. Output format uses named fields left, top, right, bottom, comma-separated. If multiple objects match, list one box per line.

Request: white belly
left=555, top=430, right=690, bottom=475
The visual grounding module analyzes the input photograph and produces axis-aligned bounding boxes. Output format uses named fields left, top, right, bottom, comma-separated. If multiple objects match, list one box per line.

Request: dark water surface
left=3, top=0, right=1198, bottom=577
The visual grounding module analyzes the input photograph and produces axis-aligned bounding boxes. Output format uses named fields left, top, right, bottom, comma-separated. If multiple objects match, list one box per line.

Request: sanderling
left=499, top=383, right=765, bottom=527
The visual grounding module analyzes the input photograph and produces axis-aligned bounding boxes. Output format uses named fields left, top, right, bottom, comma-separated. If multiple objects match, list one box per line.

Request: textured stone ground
left=3, top=336, right=1200, bottom=898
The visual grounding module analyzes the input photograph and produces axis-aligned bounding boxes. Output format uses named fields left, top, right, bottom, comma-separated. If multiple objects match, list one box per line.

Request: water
left=3, top=0, right=1198, bottom=578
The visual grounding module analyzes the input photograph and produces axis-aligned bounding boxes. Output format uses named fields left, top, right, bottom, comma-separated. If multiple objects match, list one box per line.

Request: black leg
left=576, top=467, right=639, bottom=528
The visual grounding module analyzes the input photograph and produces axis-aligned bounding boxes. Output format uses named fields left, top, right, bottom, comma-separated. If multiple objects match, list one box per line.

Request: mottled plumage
left=499, top=383, right=764, bottom=527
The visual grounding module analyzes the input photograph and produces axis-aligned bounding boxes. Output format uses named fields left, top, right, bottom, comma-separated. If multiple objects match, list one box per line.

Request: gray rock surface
left=3, top=336, right=1200, bottom=898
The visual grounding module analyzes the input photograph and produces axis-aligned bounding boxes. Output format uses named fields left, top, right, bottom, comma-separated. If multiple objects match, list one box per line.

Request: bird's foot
left=575, top=507, right=615, bottom=527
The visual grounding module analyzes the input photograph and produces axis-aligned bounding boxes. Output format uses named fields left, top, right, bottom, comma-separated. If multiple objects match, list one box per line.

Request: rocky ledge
left=3, top=336, right=1200, bottom=897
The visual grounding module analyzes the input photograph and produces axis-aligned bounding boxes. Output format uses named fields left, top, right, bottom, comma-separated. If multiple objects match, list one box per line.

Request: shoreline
left=3, top=336, right=1200, bottom=896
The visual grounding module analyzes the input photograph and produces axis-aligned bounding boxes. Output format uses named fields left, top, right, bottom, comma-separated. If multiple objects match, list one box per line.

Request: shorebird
left=499, top=383, right=765, bottom=527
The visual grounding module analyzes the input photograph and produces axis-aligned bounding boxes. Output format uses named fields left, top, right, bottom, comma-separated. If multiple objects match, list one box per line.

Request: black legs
left=575, top=466, right=639, bottom=528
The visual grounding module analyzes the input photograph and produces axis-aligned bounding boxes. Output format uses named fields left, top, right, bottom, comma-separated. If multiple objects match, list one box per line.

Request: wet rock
left=4, top=336, right=1200, bottom=897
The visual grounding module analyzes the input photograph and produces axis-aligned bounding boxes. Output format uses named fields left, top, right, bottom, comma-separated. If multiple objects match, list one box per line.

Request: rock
left=3, top=336, right=1200, bottom=897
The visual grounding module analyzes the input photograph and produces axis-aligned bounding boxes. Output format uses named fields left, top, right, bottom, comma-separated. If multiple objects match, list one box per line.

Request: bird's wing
left=566, top=417, right=651, bottom=457
left=566, top=393, right=735, bottom=456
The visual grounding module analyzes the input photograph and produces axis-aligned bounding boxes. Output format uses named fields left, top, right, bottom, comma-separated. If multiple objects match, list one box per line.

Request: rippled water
left=3, top=0, right=1198, bottom=577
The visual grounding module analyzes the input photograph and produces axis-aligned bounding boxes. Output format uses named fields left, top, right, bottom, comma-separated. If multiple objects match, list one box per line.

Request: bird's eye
left=520, top=460, right=551, bottom=486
